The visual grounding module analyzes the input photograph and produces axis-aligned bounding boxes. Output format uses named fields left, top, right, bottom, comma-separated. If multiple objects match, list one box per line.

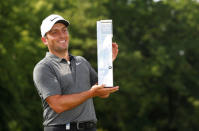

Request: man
left=33, top=14, right=119, bottom=131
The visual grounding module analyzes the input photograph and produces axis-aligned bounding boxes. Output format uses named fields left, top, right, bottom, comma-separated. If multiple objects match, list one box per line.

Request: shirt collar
left=45, top=52, right=74, bottom=63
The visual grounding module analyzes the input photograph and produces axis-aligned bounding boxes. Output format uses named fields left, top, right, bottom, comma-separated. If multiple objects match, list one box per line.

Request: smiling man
left=33, top=14, right=119, bottom=131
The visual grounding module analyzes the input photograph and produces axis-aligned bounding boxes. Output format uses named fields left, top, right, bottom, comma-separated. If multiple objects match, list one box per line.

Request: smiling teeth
left=59, top=40, right=65, bottom=43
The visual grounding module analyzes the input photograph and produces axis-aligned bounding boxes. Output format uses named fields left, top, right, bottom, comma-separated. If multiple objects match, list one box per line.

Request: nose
left=59, top=30, right=68, bottom=39
left=59, top=32, right=66, bottom=39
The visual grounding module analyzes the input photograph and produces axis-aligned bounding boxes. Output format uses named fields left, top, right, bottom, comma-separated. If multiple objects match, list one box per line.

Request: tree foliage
left=0, top=0, right=199, bottom=131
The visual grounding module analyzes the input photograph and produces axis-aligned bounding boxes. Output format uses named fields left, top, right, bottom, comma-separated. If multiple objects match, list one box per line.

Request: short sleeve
left=33, top=63, right=61, bottom=100
left=78, top=56, right=98, bottom=86
left=89, top=65, right=98, bottom=86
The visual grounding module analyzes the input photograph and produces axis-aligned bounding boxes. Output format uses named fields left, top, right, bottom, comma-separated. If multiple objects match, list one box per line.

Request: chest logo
left=76, top=62, right=81, bottom=66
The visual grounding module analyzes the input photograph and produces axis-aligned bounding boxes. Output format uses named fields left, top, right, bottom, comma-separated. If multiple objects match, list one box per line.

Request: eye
left=48, top=30, right=57, bottom=35
left=63, top=28, right=68, bottom=33
left=51, top=31, right=57, bottom=34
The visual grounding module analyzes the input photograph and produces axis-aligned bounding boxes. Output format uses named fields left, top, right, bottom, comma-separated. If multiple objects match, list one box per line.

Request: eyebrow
left=50, top=26, right=67, bottom=32
left=56, top=26, right=67, bottom=29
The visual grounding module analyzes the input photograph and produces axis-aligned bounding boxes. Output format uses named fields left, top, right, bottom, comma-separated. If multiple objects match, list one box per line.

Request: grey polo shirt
left=33, top=52, right=98, bottom=126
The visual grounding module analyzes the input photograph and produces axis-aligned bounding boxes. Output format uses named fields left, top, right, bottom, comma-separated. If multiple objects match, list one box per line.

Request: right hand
left=90, top=84, right=119, bottom=98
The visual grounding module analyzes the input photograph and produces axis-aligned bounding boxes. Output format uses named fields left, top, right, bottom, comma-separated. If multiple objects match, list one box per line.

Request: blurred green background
left=0, top=0, right=199, bottom=130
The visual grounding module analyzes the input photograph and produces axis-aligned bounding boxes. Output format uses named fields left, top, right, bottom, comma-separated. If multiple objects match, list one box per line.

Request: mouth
left=58, top=40, right=67, bottom=44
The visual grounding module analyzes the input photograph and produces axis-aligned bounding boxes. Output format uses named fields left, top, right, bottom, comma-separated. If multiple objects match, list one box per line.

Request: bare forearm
left=46, top=85, right=119, bottom=113
left=47, top=90, right=94, bottom=113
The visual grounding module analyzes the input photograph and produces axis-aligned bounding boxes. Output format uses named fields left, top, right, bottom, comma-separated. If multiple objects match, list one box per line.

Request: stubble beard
left=54, top=44, right=69, bottom=54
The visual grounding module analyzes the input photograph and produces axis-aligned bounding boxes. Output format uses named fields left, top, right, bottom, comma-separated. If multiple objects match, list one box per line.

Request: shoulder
left=73, top=55, right=91, bottom=65
left=33, top=57, right=53, bottom=73
left=74, top=56, right=87, bottom=62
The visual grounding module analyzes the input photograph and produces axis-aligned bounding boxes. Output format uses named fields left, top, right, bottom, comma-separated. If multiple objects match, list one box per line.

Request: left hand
left=112, top=42, right=119, bottom=62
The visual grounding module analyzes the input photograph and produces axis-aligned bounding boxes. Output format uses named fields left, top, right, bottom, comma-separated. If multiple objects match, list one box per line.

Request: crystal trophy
left=97, top=20, right=113, bottom=87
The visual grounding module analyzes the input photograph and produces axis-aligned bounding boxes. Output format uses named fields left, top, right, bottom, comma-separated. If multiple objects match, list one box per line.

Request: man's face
left=44, top=23, right=69, bottom=53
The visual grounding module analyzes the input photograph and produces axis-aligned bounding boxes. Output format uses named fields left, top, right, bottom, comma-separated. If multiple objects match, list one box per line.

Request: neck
left=50, top=50, right=70, bottom=61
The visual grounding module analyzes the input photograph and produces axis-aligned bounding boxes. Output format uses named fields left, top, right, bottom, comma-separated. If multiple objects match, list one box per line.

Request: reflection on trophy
left=97, top=20, right=113, bottom=87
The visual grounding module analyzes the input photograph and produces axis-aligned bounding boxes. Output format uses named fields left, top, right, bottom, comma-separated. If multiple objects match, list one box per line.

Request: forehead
left=51, top=23, right=67, bottom=30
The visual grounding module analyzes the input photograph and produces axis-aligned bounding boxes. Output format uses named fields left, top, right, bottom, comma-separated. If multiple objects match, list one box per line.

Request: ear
left=41, top=37, right=48, bottom=46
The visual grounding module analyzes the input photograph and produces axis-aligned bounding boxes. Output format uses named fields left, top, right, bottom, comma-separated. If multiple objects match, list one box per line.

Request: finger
left=106, top=87, right=119, bottom=92
left=109, top=86, right=119, bottom=89
left=113, top=42, right=118, bottom=46
left=97, top=84, right=105, bottom=88
left=92, top=84, right=104, bottom=89
left=112, top=42, right=117, bottom=47
left=109, top=89, right=119, bottom=93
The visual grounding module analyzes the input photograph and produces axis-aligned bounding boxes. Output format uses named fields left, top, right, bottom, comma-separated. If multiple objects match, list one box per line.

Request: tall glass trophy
left=97, top=20, right=113, bottom=87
